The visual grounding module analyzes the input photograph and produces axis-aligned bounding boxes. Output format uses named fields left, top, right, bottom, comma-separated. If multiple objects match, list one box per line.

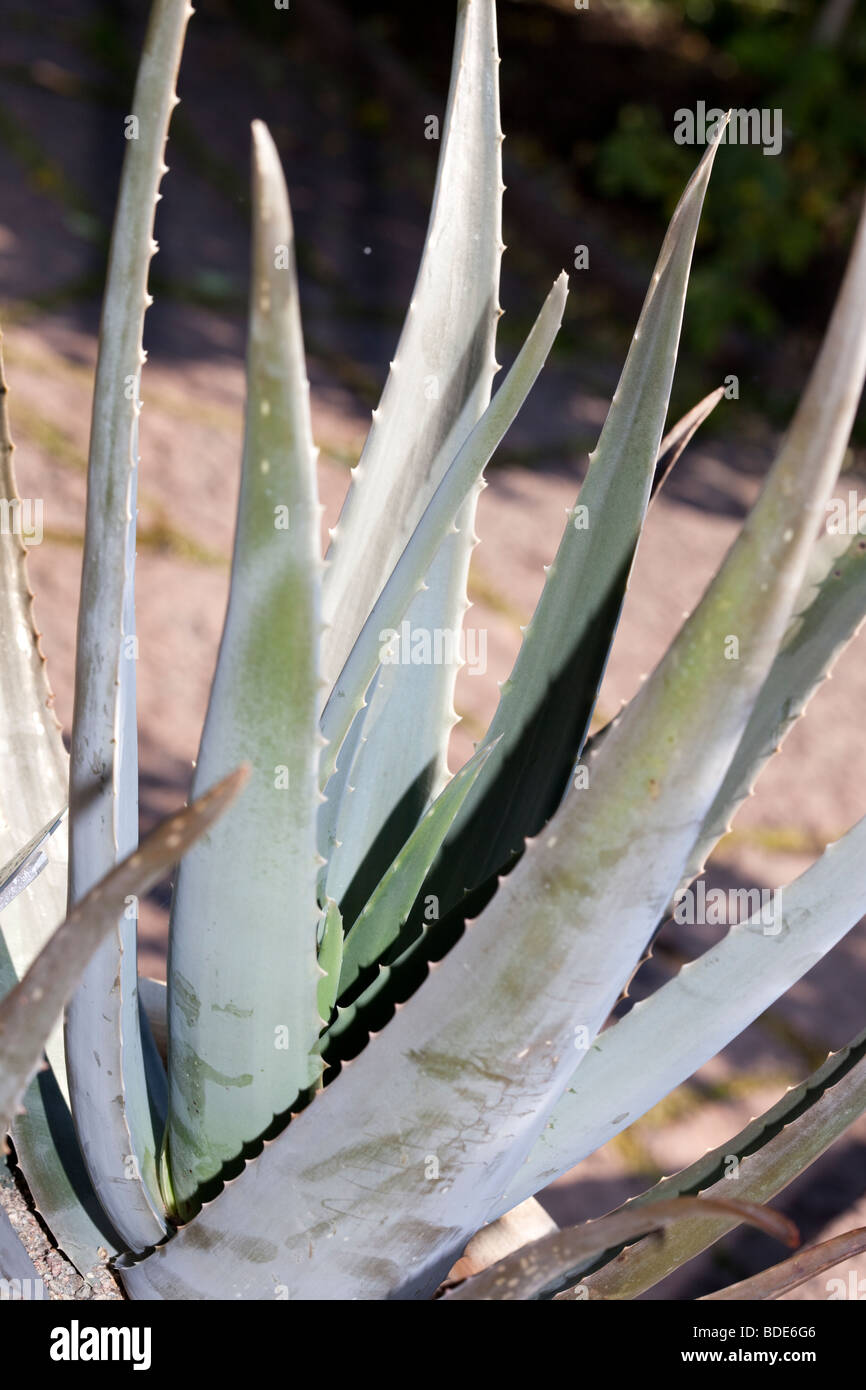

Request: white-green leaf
left=64, top=0, right=192, bottom=1251
left=0, top=334, right=119, bottom=1274
left=164, top=122, right=324, bottom=1219
left=679, top=524, right=866, bottom=890
left=321, top=0, right=503, bottom=691
left=497, top=805, right=866, bottom=1214
left=319, top=0, right=504, bottom=907
left=319, top=274, right=568, bottom=791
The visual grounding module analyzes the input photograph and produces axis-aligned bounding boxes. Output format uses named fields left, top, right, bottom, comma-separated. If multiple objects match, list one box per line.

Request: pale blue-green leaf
left=0, top=334, right=120, bottom=1272
left=316, top=899, right=343, bottom=1029
left=459, top=188, right=866, bottom=1223
left=164, top=122, right=323, bottom=1219
left=321, top=0, right=503, bottom=692
left=64, top=0, right=192, bottom=1250
left=680, top=524, right=866, bottom=889
left=316, top=674, right=370, bottom=896
left=497, top=805, right=866, bottom=1214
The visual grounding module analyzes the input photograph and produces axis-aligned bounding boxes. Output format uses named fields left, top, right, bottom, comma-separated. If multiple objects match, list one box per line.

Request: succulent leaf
left=63, top=0, right=193, bottom=1250
left=652, top=385, right=726, bottom=497
left=320, top=0, right=505, bottom=914
left=316, top=674, right=371, bottom=897
left=319, top=274, right=568, bottom=792
left=336, top=741, right=496, bottom=998
left=3, top=0, right=864, bottom=1310
left=316, top=899, right=343, bottom=1031
left=164, top=122, right=324, bottom=1219
left=114, top=144, right=866, bottom=1306
left=680, top=524, right=866, bottom=892
left=0, top=336, right=122, bottom=1274
left=321, top=0, right=503, bottom=692
left=497, top=805, right=866, bottom=1213
left=462, top=182, right=866, bottom=1203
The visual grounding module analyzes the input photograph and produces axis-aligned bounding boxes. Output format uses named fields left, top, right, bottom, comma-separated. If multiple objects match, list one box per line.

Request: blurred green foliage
left=595, top=0, right=866, bottom=355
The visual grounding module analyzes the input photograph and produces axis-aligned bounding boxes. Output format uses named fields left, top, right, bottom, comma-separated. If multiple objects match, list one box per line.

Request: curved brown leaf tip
left=689, top=1195, right=800, bottom=1250
left=443, top=1196, right=799, bottom=1301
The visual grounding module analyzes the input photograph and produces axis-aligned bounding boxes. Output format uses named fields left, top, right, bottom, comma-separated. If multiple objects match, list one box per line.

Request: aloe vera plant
left=1, top=0, right=866, bottom=1302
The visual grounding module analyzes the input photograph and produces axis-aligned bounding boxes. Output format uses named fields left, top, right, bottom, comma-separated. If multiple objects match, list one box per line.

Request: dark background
left=1, top=0, right=864, bottom=442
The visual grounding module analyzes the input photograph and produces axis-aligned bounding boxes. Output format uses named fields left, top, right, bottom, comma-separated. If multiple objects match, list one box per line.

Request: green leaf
left=164, top=122, right=324, bottom=1219
left=64, top=0, right=192, bottom=1251
left=558, top=1027, right=866, bottom=1300
left=1, top=770, right=247, bottom=1150
left=316, top=899, right=343, bottom=1029
left=337, top=741, right=496, bottom=999
left=316, top=675, right=370, bottom=897
left=431, top=135, right=725, bottom=920
left=444, top=1197, right=797, bottom=1301
left=319, top=0, right=505, bottom=913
